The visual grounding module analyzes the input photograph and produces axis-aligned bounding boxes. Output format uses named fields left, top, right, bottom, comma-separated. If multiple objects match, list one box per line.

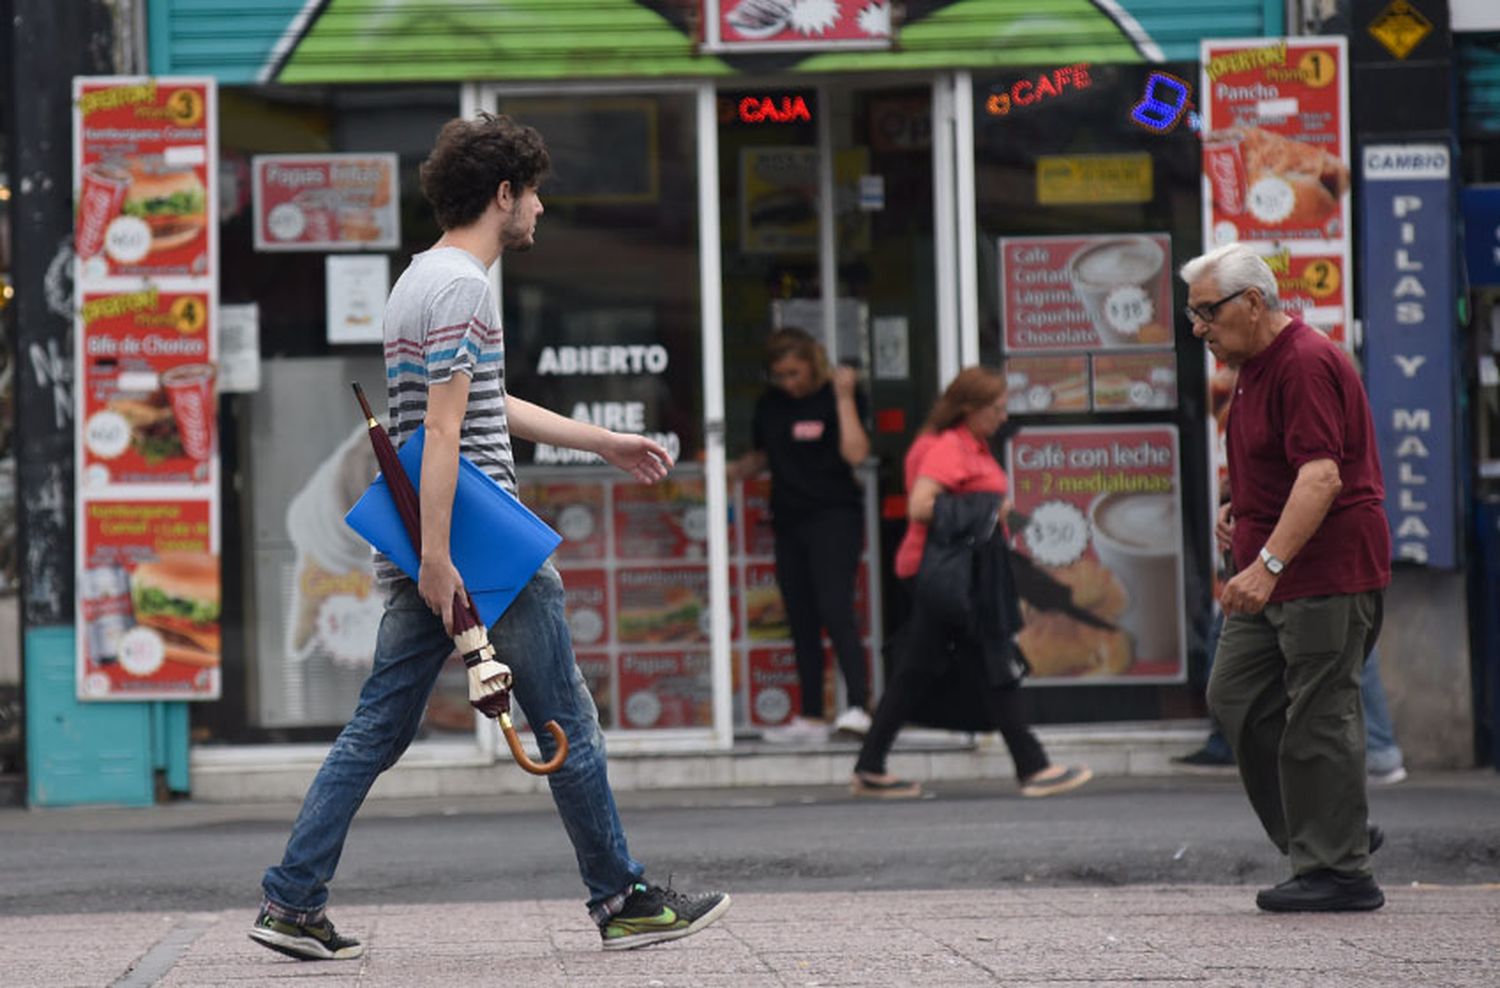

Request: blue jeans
left=1202, top=609, right=1403, bottom=769
left=262, top=563, right=643, bottom=917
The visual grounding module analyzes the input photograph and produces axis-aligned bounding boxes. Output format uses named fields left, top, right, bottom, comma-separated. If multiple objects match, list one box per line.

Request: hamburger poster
left=77, top=499, right=220, bottom=700
left=79, top=287, right=217, bottom=487
left=1199, top=38, right=1350, bottom=246
left=73, top=77, right=216, bottom=282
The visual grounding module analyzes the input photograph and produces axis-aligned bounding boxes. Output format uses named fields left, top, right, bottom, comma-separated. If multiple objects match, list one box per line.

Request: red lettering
left=1034, top=74, right=1059, bottom=99
left=1052, top=68, right=1072, bottom=91
left=787, top=94, right=811, bottom=122
left=738, top=94, right=812, bottom=124
left=1075, top=64, right=1092, bottom=88
left=1012, top=80, right=1035, bottom=105
left=739, top=96, right=761, bottom=123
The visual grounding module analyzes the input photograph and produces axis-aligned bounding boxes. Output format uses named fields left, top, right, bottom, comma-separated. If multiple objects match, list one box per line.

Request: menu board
left=746, top=646, right=800, bottom=728
left=74, top=76, right=220, bottom=701
left=77, top=498, right=219, bottom=700
left=1091, top=353, right=1178, bottom=411
left=79, top=288, right=216, bottom=488
left=618, top=651, right=713, bottom=729
left=73, top=77, right=216, bottom=281
left=1253, top=246, right=1349, bottom=346
left=519, top=480, right=608, bottom=562
left=253, top=154, right=400, bottom=251
left=612, top=478, right=709, bottom=561
left=999, top=233, right=1174, bottom=354
left=1006, top=425, right=1185, bottom=683
left=1005, top=355, right=1090, bottom=415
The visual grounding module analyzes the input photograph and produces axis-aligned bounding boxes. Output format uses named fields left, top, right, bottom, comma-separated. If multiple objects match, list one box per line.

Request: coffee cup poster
left=999, top=234, right=1174, bottom=353
left=77, top=498, right=221, bottom=701
left=78, top=288, right=218, bottom=488
left=73, top=77, right=217, bottom=283
left=1005, top=425, right=1185, bottom=683
left=1199, top=38, right=1350, bottom=246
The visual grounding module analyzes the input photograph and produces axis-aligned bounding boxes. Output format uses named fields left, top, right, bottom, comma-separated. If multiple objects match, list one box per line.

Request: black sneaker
left=598, top=883, right=731, bottom=951
left=1171, top=745, right=1236, bottom=773
left=248, top=903, right=364, bottom=961
left=1255, top=870, right=1385, bottom=913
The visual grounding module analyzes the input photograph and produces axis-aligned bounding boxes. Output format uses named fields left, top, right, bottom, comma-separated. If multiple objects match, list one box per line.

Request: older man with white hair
left=1181, top=242, right=1391, bottom=912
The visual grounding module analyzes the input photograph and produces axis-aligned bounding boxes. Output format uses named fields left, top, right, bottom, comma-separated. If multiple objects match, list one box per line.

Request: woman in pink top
left=852, top=367, right=1092, bottom=799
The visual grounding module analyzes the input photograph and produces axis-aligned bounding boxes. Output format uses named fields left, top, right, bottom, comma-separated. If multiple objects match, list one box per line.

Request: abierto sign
left=1359, top=142, right=1459, bottom=568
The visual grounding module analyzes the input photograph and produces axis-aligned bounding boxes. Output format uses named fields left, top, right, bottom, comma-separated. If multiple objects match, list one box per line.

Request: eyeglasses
left=1183, top=287, right=1249, bottom=325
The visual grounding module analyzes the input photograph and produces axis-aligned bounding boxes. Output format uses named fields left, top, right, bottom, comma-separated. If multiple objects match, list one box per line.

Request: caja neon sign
left=738, top=94, right=813, bottom=124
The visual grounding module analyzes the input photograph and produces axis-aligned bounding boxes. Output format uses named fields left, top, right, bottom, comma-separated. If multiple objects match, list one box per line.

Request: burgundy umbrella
left=353, top=383, right=567, bottom=775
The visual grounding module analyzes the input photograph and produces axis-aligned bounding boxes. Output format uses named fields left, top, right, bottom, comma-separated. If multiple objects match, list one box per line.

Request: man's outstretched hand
left=599, top=432, right=673, bottom=484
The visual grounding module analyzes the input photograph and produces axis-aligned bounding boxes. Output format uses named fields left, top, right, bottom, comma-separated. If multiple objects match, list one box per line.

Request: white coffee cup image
left=1068, top=237, right=1165, bottom=347
left=1088, top=490, right=1181, bottom=662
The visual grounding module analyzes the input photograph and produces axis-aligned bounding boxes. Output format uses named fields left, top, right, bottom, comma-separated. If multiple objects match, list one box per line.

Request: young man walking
left=250, top=113, right=729, bottom=960
left=1181, top=243, right=1390, bottom=913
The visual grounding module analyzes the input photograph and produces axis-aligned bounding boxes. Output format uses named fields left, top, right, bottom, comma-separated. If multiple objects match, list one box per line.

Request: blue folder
left=344, top=426, right=562, bottom=628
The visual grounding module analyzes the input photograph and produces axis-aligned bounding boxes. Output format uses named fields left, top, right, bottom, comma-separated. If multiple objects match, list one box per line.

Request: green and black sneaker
left=599, top=883, right=731, bottom=951
left=248, top=903, right=364, bottom=961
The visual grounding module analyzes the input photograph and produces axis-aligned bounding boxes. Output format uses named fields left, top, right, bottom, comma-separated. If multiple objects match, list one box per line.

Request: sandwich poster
left=252, top=153, right=400, bottom=252
left=78, top=287, right=217, bottom=487
left=1199, top=38, right=1350, bottom=246
left=1005, top=425, right=1185, bottom=684
left=77, top=498, right=220, bottom=700
left=73, top=77, right=216, bottom=283
left=999, top=234, right=1174, bottom=354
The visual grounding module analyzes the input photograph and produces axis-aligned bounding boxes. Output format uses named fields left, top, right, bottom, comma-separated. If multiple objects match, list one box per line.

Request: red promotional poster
left=617, top=651, right=712, bottom=729
left=1005, top=425, right=1184, bottom=683
left=1200, top=38, right=1350, bottom=246
left=77, top=498, right=219, bottom=700
left=253, top=154, right=400, bottom=251
left=1091, top=353, right=1178, bottom=411
left=712, top=0, right=893, bottom=51
left=73, top=77, right=215, bottom=282
left=615, top=565, right=718, bottom=645
left=521, top=481, right=608, bottom=561
left=1005, top=355, right=1090, bottom=414
left=746, top=646, right=800, bottom=726
left=738, top=476, right=775, bottom=557
left=562, top=567, right=610, bottom=649
left=743, top=561, right=788, bottom=640
left=612, top=477, right=708, bottom=560
left=78, top=288, right=217, bottom=487
left=1253, top=245, right=1349, bottom=345
left=999, top=234, right=1175, bottom=353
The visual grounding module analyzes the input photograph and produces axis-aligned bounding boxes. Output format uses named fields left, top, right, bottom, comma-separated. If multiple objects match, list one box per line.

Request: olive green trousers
left=1207, top=590, right=1383, bottom=877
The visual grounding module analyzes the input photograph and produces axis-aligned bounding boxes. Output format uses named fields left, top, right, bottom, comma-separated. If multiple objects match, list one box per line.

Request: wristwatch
left=1258, top=546, right=1285, bottom=576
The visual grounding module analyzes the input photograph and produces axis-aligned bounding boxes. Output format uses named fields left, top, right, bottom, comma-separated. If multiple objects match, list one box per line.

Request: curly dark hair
left=419, top=112, right=550, bottom=230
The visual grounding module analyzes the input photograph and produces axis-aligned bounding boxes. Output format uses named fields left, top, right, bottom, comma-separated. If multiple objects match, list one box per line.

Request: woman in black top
left=731, top=328, right=872, bottom=742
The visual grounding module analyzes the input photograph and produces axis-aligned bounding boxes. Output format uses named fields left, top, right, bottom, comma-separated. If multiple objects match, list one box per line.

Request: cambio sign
left=1359, top=144, right=1457, bottom=568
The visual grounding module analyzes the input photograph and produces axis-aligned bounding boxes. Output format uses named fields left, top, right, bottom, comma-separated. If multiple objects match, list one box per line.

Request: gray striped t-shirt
left=375, top=246, right=514, bottom=584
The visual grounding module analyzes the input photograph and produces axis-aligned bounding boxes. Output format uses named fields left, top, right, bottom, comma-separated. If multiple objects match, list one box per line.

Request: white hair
left=1179, top=243, right=1280, bottom=310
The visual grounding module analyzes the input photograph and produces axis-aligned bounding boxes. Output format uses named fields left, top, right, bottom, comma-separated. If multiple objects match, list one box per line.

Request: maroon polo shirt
left=1226, top=318, right=1391, bottom=602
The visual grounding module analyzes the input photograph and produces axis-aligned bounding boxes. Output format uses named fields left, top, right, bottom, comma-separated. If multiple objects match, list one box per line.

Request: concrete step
left=189, top=721, right=1211, bottom=803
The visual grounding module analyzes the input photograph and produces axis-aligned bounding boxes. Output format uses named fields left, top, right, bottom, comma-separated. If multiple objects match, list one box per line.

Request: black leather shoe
left=1368, top=823, right=1384, bottom=855
left=1256, top=870, right=1385, bottom=912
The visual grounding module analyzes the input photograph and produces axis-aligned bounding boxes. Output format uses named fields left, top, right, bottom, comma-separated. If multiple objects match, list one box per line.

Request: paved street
left=2, top=773, right=1497, bottom=985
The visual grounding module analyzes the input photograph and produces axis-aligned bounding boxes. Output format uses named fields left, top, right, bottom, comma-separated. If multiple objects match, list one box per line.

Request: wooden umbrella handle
left=499, top=713, right=569, bottom=775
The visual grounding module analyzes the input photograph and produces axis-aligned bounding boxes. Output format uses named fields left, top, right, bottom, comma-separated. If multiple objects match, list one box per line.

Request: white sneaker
left=833, top=707, right=872, bottom=736
left=761, top=716, right=829, bottom=744
left=1368, top=765, right=1408, bottom=786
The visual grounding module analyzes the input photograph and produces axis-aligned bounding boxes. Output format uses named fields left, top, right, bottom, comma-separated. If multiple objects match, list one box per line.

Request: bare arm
left=831, top=366, right=870, bottom=467
left=1220, top=458, right=1342, bottom=615
left=907, top=474, right=946, bottom=524
left=418, top=376, right=470, bottom=633
left=508, top=394, right=672, bottom=483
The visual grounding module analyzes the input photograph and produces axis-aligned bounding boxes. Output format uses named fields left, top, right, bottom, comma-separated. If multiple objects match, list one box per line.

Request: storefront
left=137, top=1, right=1289, bottom=762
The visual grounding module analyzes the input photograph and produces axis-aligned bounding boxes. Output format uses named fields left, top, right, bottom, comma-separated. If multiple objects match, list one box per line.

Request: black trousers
left=855, top=583, right=1049, bottom=780
left=773, top=507, right=869, bottom=717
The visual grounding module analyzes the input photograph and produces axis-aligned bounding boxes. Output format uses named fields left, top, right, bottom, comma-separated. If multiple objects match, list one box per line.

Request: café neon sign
left=985, top=64, right=1092, bottom=116
left=739, top=94, right=813, bottom=124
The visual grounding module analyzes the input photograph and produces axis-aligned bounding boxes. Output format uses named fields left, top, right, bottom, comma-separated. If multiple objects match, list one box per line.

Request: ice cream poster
left=999, top=234, right=1174, bottom=353
left=77, top=498, right=220, bottom=700
left=73, top=77, right=216, bottom=283
left=79, top=287, right=218, bottom=488
left=1200, top=38, right=1350, bottom=245
left=1005, top=425, right=1185, bottom=683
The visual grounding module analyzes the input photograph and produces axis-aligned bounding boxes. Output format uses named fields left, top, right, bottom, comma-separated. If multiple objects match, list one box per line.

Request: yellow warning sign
left=1368, top=0, right=1433, bottom=60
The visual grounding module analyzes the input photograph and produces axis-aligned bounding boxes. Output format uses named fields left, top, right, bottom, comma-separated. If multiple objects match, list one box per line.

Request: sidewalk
left=9, top=885, right=1498, bottom=987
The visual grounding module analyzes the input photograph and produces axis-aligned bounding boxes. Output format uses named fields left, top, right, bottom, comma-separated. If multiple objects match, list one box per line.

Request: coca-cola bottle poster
left=1199, top=38, right=1350, bottom=247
